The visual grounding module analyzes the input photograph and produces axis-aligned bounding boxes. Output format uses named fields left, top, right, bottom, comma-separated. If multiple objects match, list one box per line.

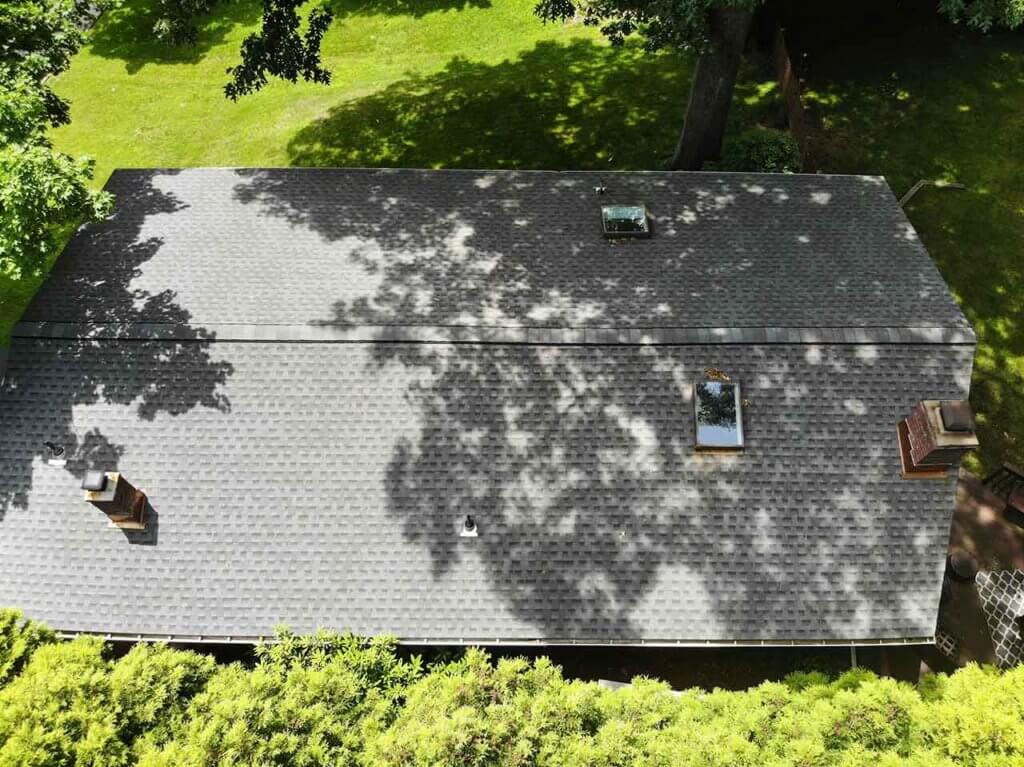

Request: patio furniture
left=984, top=462, right=1024, bottom=498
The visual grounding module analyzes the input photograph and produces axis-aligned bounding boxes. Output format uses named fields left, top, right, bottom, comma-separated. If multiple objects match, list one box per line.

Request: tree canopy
left=0, top=0, right=111, bottom=279
left=224, top=0, right=333, bottom=100
left=939, top=0, right=1024, bottom=30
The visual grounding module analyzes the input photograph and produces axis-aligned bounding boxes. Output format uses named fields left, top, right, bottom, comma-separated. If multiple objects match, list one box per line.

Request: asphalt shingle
left=0, top=339, right=969, bottom=642
left=0, top=168, right=975, bottom=643
left=21, top=168, right=970, bottom=335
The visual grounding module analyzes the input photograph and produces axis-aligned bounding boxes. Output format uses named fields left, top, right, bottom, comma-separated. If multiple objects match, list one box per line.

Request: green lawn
left=793, top=12, right=1024, bottom=474
left=0, top=0, right=785, bottom=343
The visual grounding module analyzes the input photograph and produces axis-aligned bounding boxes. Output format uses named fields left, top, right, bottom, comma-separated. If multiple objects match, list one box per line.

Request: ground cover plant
left=1, top=609, right=1024, bottom=766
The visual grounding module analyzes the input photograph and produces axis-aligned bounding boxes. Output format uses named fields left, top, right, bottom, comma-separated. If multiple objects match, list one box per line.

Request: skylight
left=693, top=381, right=744, bottom=450
left=601, top=205, right=650, bottom=238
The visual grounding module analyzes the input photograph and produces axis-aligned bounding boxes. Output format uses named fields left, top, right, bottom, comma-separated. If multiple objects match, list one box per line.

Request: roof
left=0, top=168, right=975, bottom=644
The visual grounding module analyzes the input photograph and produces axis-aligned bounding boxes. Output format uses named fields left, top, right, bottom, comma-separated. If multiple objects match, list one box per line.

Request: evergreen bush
left=718, top=127, right=803, bottom=173
left=0, top=615, right=1023, bottom=767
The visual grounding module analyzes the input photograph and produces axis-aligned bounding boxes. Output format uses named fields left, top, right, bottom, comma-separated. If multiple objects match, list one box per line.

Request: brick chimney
left=898, top=400, right=978, bottom=479
left=82, top=471, right=147, bottom=530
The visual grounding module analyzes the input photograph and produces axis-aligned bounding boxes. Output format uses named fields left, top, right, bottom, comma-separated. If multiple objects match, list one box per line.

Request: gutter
left=54, top=629, right=935, bottom=648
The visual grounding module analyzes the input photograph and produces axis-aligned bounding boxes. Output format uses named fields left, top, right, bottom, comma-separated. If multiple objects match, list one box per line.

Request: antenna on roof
left=594, top=181, right=606, bottom=195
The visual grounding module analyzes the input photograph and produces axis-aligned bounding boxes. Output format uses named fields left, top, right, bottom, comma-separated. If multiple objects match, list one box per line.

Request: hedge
left=1, top=608, right=1023, bottom=766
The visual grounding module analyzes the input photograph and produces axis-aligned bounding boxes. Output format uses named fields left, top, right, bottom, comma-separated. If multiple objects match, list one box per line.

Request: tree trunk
left=668, top=6, right=755, bottom=171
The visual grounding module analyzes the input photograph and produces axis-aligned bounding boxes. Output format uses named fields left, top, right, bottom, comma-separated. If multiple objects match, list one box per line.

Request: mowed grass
left=795, top=13, right=1024, bottom=474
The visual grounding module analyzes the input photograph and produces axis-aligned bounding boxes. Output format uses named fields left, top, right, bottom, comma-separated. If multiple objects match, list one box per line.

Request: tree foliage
left=938, top=0, right=1024, bottom=30
left=224, top=0, right=333, bottom=100
left=718, top=127, right=802, bottom=173
left=0, top=0, right=112, bottom=279
left=0, top=143, right=113, bottom=277
left=152, top=0, right=217, bottom=44
left=140, top=630, right=421, bottom=767
left=1, top=619, right=1024, bottom=766
left=534, top=0, right=758, bottom=52
left=0, top=0, right=85, bottom=126
left=0, top=609, right=54, bottom=688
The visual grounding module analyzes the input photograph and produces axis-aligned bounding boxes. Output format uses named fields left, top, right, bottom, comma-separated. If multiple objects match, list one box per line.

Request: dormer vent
left=898, top=400, right=978, bottom=479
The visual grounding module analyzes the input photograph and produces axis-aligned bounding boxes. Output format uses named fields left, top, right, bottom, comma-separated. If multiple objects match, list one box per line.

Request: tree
left=939, top=0, right=1024, bottom=30
left=152, top=0, right=218, bottom=45
left=535, top=0, right=759, bottom=170
left=224, top=0, right=333, bottom=100
left=532, top=0, right=1024, bottom=171
left=0, top=0, right=112, bottom=279
left=0, top=0, right=86, bottom=126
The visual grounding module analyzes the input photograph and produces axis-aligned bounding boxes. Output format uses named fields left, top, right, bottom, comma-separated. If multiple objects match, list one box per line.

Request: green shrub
left=0, top=637, right=126, bottom=767
left=1, top=616, right=1024, bottom=767
left=139, top=630, right=422, bottom=767
left=0, top=609, right=54, bottom=688
left=718, top=128, right=803, bottom=173
left=110, top=643, right=216, bottom=758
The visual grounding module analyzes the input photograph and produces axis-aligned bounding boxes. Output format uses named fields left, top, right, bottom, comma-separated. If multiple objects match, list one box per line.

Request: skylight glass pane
left=601, top=205, right=650, bottom=238
left=694, top=381, right=744, bottom=449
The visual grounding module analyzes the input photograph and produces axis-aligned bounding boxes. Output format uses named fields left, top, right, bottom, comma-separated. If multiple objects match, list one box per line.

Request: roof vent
left=83, top=471, right=148, bottom=530
left=44, top=441, right=66, bottom=467
left=898, top=400, right=978, bottom=479
left=693, top=380, right=744, bottom=451
left=601, top=205, right=650, bottom=239
left=460, top=514, right=478, bottom=537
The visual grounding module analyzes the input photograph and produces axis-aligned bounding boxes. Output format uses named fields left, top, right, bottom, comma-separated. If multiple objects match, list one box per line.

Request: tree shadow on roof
left=233, top=167, right=968, bottom=641
left=0, top=171, right=233, bottom=519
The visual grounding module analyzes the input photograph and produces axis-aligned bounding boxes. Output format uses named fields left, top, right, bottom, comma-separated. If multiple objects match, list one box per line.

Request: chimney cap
left=940, top=400, right=975, bottom=433
left=81, top=470, right=108, bottom=492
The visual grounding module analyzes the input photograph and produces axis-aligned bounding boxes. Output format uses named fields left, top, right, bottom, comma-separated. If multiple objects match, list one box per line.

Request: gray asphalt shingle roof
left=0, top=168, right=974, bottom=644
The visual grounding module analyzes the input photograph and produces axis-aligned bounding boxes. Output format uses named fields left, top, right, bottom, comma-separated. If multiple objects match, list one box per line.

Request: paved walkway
left=950, top=469, right=1024, bottom=570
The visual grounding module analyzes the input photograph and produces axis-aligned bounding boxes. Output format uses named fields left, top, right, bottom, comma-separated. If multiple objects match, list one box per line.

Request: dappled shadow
left=783, top=4, right=1024, bottom=476
left=86, top=0, right=492, bottom=71
left=0, top=170, right=233, bottom=520
left=330, top=0, right=490, bottom=19
left=287, top=39, right=689, bottom=170
left=232, top=167, right=969, bottom=641
left=85, top=0, right=263, bottom=72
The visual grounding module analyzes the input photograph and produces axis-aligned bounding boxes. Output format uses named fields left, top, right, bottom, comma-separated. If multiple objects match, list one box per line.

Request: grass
left=791, top=9, right=1024, bottom=474
left=0, top=0, right=783, bottom=344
